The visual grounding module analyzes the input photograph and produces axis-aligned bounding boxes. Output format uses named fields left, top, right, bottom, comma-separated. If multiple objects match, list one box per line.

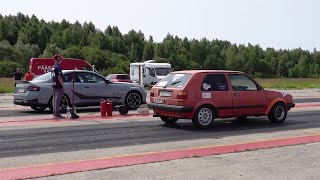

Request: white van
left=130, top=60, right=171, bottom=86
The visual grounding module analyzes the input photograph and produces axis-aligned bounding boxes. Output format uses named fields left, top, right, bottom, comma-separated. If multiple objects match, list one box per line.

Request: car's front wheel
left=125, top=91, right=142, bottom=109
left=192, top=105, right=215, bottom=129
left=160, top=116, right=179, bottom=124
left=268, top=102, right=287, bottom=123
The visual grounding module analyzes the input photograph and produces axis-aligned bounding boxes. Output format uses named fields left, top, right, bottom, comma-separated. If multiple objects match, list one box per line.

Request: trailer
left=130, top=60, right=171, bottom=86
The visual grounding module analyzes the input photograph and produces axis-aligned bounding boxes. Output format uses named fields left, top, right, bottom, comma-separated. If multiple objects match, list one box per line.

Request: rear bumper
left=14, top=99, right=46, bottom=107
left=147, top=103, right=194, bottom=113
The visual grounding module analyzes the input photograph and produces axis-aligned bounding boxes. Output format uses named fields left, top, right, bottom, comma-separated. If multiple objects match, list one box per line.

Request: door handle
left=233, top=93, right=239, bottom=96
left=84, top=86, right=90, bottom=88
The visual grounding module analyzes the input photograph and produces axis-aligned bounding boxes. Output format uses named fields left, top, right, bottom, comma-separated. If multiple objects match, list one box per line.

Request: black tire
left=125, top=91, right=142, bottom=109
left=119, top=105, right=128, bottom=115
left=48, top=94, right=70, bottom=113
left=268, top=102, right=287, bottom=123
left=192, top=105, right=215, bottom=129
left=160, top=116, right=179, bottom=124
left=30, top=105, right=47, bottom=112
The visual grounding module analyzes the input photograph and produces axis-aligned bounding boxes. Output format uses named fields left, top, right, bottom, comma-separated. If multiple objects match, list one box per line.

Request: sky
left=0, top=0, right=319, bottom=51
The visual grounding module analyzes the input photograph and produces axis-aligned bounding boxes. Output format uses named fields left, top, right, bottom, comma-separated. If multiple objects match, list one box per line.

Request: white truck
left=130, top=60, right=171, bottom=86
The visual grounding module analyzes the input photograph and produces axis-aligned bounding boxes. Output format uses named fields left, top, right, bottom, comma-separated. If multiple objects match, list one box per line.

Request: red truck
left=29, top=58, right=95, bottom=77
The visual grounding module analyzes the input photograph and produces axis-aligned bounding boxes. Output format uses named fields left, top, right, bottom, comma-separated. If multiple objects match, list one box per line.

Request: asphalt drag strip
left=1, top=134, right=320, bottom=180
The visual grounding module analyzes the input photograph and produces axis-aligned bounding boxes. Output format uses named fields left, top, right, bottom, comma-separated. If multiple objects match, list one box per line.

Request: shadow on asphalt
left=161, top=117, right=307, bottom=133
left=19, top=107, right=125, bottom=115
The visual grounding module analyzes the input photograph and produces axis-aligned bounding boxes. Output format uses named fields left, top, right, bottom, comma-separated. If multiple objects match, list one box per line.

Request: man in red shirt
left=24, top=70, right=34, bottom=81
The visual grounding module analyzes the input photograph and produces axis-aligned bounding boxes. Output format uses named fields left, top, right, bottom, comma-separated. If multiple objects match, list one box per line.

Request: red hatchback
left=106, top=74, right=133, bottom=83
left=148, top=70, right=295, bottom=129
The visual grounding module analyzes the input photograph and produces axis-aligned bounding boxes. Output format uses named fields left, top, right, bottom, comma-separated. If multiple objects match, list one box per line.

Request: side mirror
left=105, top=79, right=111, bottom=84
left=257, top=85, right=263, bottom=90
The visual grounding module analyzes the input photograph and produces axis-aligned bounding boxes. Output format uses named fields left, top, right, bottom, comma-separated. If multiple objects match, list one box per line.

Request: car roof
left=105, top=73, right=128, bottom=75
left=62, top=70, right=94, bottom=73
left=171, top=70, right=244, bottom=74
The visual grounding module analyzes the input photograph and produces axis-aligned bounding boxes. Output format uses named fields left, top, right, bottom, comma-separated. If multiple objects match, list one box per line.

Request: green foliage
left=0, top=13, right=320, bottom=79
left=41, top=44, right=62, bottom=57
left=0, top=40, right=14, bottom=60
left=0, top=60, right=23, bottom=77
left=81, top=47, right=109, bottom=70
left=62, top=45, right=83, bottom=59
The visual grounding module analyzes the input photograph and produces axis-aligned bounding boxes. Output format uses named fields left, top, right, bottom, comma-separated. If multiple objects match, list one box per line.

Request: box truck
left=130, top=60, right=171, bottom=86
left=29, top=58, right=96, bottom=77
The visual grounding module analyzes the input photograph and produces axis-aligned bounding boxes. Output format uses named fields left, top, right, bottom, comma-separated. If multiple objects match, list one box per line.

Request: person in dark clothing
left=51, top=54, right=65, bottom=119
left=13, top=68, right=23, bottom=87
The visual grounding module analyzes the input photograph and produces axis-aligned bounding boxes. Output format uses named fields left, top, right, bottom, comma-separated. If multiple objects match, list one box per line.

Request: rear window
left=155, top=68, right=171, bottom=76
left=117, top=75, right=130, bottom=80
left=156, top=73, right=192, bottom=88
left=33, top=72, right=52, bottom=81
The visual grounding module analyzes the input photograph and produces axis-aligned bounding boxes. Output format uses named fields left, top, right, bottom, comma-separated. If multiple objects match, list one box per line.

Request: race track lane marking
left=0, top=134, right=320, bottom=180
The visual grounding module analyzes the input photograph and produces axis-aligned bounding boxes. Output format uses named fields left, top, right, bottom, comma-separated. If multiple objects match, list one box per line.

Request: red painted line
left=1, top=134, right=320, bottom=180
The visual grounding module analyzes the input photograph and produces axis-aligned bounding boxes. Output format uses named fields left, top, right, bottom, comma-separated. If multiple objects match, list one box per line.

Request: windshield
left=156, top=73, right=192, bottom=88
left=155, top=68, right=171, bottom=76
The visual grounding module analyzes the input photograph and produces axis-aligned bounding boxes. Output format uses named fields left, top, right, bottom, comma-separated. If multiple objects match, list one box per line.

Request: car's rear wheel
left=268, top=102, right=287, bottom=123
left=192, top=105, right=215, bottom=129
left=30, top=105, right=47, bottom=112
left=125, top=91, right=142, bottom=109
left=160, top=116, right=179, bottom=124
left=48, top=94, right=70, bottom=113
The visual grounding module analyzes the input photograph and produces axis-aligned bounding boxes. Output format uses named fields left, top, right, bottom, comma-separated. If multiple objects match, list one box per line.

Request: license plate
left=159, top=91, right=172, bottom=97
left=18, top=88, right=26, bottom=93
left=154, top=98, right=164, bottom=104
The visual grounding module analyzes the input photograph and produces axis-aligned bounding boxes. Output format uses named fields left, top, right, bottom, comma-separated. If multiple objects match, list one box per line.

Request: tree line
left=0, top=13, right=319, bottom=78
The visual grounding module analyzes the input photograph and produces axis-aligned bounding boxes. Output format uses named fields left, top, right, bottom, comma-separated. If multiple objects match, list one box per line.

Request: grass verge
left=256, top=78, right=320, bottom=89
left=0, top=78, right=15, bottom=93
left=0, top=78, right=319, bottom=94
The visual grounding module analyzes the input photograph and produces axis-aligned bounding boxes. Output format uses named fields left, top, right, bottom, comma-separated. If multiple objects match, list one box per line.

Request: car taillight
left=27, top=85, right=40, bottom=91
left=150, top=90, right=155, bottom=97
left=177, top=90, right=187, bottom=99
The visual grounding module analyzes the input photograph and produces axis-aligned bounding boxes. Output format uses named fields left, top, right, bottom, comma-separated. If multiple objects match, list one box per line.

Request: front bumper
left=287, top=102, right=295, bottom=109
left=147, top=103, right=194, bottom=113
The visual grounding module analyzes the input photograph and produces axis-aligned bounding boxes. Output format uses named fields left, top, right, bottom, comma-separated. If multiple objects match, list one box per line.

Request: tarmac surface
left=0, top=89, right=319, bottom=179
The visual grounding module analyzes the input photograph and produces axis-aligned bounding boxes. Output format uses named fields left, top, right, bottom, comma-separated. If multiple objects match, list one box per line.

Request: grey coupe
left=14, top=70, right=147, bottom=112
